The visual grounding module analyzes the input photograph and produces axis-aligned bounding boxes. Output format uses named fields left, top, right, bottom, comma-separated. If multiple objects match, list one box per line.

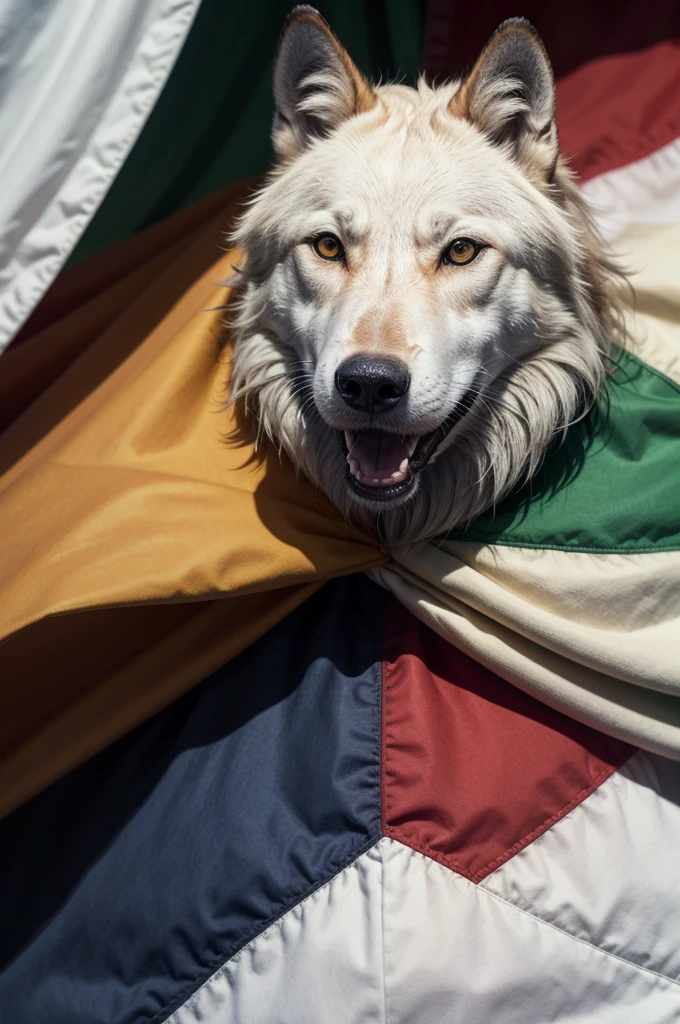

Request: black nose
left=335, top=355, right=411, bottom=414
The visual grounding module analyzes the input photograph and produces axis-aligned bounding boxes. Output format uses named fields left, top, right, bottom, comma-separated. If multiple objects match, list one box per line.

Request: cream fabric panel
left=0, top=0, right=201, bottom=354
left=370, top=561, right=680, bottom=759
left=618, top=221, right=680, bottom=384
left=585, top=141, right=680, bottom=381
left=393, top=541, right=680, bottom=693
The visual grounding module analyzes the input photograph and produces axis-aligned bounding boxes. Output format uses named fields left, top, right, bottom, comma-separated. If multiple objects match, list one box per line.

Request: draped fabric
left=1, top=3, right=680, bottom=1021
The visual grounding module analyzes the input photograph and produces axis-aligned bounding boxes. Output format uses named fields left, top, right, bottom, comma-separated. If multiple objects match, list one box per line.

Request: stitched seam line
left=149, top=835, right=380, bottom=1024
left=379, top=603, right=388, bottom=1024
left=152, top=578, right=386, bottom=1024
left=478, top=883, right=680, bottom=990
left=380, top=602, right=476, bottom=876
left=383, top=747, right=633, bottom=883
left=217, top=842, right=381, bottom=968
left=371, top=585, right=384, bottom=841
left=381, top=609, right=395, bottom=861
left=447, top=538, right=680, bottom=554
left=471, top=744, right=635, bottom=882
left=383, top=830, right=472, bottom=878
left=623, top=350, right=680, bottom=395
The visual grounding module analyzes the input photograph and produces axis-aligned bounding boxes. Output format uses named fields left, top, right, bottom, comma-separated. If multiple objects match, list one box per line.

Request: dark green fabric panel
left=446, top=353, right=680, bottom=554
left=69, top=0, right=427, bottom=266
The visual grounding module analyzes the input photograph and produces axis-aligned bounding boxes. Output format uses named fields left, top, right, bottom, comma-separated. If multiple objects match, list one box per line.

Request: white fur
left=229, top=15, right=628, bottom=551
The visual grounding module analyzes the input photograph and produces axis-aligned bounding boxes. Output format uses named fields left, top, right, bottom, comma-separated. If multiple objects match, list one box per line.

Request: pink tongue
left=347, top=430, right=415, bottom=485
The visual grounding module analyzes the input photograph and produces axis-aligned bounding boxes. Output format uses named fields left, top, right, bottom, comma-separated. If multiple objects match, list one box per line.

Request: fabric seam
left=623, top=349, right=680, bottom=397
left=150, top=834, right=380, bottom=1024
left=379, top=601, right=389, bottom=1024
left=383, top=631, right=634, bottom=882
left=478, top=880, right=680, bottom=991
left=152, top=577, right=386, bottom=1023
left=469, top=745, right=634, bottom=881
left=384, top=746, right=632, bottom=882
left=445, top=539, right=680, bottom=555
left=215, top=843, right=382, bottom=970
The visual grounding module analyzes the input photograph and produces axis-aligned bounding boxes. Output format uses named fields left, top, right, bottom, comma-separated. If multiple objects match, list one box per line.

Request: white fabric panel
left=164, top=844, right=386, bottom=1024
left=481, top=750, right=680, bottom=985
left=583, top=136, right=680, bottom=240
left=167, top=834, right=680, bottom=1023
left=0, top=0, right=201, bottom=354
left=381, top=839, right=680, bottom=1024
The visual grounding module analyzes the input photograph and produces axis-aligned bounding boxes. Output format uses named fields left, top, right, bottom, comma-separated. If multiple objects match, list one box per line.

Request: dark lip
left=344, top=468, right=416, bottom=503
left=335, top=389, right=475, bottom=502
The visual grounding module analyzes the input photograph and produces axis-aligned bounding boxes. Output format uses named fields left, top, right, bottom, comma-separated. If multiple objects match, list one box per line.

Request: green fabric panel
left=69, top=0, right=426, bottom=267
left=446, top=352, right=680, bottom=554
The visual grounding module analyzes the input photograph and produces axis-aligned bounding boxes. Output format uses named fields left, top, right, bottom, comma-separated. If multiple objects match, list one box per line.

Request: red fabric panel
left=382, top=596, right=633, bottom=882
left=423, top=0, right=680, bottom=181
left=558, top=41, right=680, bottom=180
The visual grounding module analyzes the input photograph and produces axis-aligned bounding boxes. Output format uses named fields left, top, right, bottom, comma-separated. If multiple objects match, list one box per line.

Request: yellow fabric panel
left=0, top=182, right=385, bottom=817
left=0, top=178, right=256, bottom=435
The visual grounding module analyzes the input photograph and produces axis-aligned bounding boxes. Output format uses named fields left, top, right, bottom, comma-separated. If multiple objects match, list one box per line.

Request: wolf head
left=230, top=6, right=627, bottom=548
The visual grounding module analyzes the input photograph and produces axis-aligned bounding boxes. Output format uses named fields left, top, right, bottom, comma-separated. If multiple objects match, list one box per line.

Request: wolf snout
left=335, top=355, right=410, bottom=414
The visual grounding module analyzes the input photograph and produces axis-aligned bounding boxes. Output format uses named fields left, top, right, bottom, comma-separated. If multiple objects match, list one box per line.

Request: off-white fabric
left=166, top=783, right=680, bottom=1023
left=0, top=0, right=201, bottom=354
left=371, top=559, right=680, bottom=758
left=619, top=220, right=680, bottom=384
left=381, top=839, right=680, bottom=1023
left=397, top=542, right=679, bottom=691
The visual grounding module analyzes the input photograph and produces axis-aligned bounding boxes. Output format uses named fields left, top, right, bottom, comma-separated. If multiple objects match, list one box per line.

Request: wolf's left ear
left=453, top=19, right=558, bottom=179
left=272, top=5, right=376, bottom=161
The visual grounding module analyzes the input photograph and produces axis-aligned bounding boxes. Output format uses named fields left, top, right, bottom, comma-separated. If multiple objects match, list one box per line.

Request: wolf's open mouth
left=335, top=392, right=474, bottom=502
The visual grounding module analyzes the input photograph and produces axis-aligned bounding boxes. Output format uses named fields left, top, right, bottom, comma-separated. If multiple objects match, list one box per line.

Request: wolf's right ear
left=272, top=5, right=376, bottom=161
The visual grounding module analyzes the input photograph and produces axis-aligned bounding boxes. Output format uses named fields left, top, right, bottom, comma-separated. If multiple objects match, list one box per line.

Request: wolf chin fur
left=229, top=10, right=629, bottom=551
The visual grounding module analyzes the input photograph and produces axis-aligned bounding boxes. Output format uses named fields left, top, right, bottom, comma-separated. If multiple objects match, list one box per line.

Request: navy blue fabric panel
left=0, top=574, right=383, bottom=1024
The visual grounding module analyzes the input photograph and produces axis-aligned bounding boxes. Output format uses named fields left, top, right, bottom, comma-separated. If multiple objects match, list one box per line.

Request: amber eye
left=313, top=233, right=345, bottom=261
left=442, top=238, right=480, bottom=266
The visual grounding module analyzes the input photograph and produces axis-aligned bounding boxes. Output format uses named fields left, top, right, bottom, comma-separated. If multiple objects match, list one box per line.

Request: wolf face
left=231, top=6, right=626, bottom=549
